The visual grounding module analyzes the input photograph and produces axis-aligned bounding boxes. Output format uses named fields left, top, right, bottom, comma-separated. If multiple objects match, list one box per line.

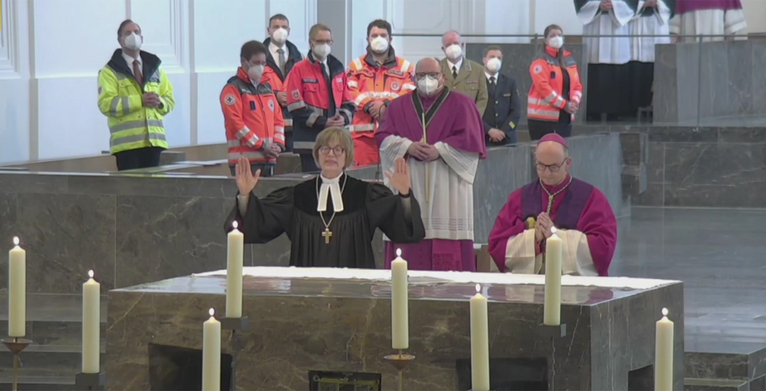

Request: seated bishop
left=488, top=133, right=617, bottom=276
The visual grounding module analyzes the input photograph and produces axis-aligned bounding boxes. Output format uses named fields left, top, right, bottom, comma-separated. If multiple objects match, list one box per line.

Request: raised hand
left=235, top=156, right=261, bottom=195
left=385, top=157, right=411, bottom=196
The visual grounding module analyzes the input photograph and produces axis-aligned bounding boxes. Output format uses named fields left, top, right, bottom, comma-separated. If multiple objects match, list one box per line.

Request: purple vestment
left=377, top=88, right=487, bottom=271
left=676, top=0, right=743, bottom=14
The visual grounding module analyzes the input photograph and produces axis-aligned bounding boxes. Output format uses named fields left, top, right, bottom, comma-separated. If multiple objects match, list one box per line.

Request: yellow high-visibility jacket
left=97, top=49, right=175, bottom=154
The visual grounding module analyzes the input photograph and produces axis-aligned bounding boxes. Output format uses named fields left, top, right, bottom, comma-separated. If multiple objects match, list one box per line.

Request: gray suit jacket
left=440, top=58, right=489, bottom=116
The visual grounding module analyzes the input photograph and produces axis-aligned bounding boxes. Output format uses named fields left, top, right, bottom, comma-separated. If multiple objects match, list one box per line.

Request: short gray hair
left=313, top=127, right=355, bottom=169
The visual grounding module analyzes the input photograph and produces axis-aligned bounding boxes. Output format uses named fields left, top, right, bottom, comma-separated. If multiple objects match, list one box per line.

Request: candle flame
left=662, top=307, right=668, bottom=316
left=232, top=221, right=239, bottom=230
left=88, top=270, right=94, bottom=278
left=551, top=226, right=557, bottom=235
left=396, top=248, right=402, bottom=257
left=209, top=308, right=215, bottom=317
left=13, top=236, right=19, bottom=246
left=475, top=283, right=481, bottom=293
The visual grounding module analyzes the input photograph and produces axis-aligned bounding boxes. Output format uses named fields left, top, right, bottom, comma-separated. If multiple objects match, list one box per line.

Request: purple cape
left=676, top=0, right=743, bottom=14
left=375, top=89, right=487, bottom=158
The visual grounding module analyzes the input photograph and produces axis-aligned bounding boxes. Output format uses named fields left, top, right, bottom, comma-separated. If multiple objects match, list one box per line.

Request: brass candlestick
left=2, top=337, right=32, bottom=391
left=383, top=349, right=416, bottom=391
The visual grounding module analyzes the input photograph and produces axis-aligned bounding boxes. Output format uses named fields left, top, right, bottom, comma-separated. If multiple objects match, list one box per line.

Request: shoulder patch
left=292, top=90, right=301, bottom=100
left=533, top=64, right=543, bottom=75
left=391, top=82, right=400, bottom=91
left=224, top=94, right=236, bottom=106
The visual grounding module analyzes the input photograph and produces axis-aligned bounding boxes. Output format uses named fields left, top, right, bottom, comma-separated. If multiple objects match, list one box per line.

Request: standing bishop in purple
left=376, top=57, right=487, bottom=271
left=488, top=134, right=617, bottom=276
left=671, top=0, right=746, bottom=42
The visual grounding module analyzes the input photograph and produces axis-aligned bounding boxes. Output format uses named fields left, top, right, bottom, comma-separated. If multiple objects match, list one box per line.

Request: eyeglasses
left=319, top=146, right=344, bottom=155
left=535, top=159, right=567, bottom=172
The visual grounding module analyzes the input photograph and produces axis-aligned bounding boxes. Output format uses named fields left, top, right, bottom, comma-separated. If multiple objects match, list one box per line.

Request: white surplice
left=503, top=228, right=598, bottom=276
left=630, top=1, right=673, bottom=62
left=578, top=0, right=635, bottom=64
left=670, top=7, right=747, bottom=42
left=379, top=136, right=479, bottom=241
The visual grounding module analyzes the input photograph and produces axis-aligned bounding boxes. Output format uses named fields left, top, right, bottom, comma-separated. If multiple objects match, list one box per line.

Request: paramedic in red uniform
left=346, top=19, right=416, bottom=166
left=221, top=40, right=285, bottom=177
left=286, top=23, right=356, bottom=172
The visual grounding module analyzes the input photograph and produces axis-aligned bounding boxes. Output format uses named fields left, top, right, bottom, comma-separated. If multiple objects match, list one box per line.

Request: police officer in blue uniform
left=482, top=46, right=521, bottom=146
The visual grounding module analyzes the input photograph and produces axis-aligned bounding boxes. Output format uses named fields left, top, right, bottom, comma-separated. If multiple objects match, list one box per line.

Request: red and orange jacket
left=527, top=47, right=583, bottom=122
left=286, top=52, right=355, bottom=152
left=346, top=48, right=415, bottom=137
left=220, top=68, right=285, bottom=165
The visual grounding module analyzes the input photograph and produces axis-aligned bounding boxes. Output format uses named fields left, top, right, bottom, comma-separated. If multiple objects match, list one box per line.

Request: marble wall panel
left=67, top=175, right=238, bottom=198
left=566, top=134, right=625, bottom=217
left=699, top=42, right=731, bottom=119
left=15, top=193, right=116, bottom=293
left=726, top=42, right=753, bottom=116
left=115, top=195, right=231, bottom=288
left=465, top=43, right=589, bottom=125
left=752, top=41, right=766, bottom=113
left=0, top=193, right=18, bottom=290
left=653, top=44, right=681, bottom=124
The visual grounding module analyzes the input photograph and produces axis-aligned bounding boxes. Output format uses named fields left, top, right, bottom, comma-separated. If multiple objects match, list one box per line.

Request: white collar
left=317, top=173, right=344, bottom=212
left=448, top=57, right=463, bottom=71
left=122, top=51, right=142, bottom=67
left=485, top=72, right=498, bottom=81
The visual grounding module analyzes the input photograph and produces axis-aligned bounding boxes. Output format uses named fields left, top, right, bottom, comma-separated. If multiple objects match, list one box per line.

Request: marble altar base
left=107, top=268, right=684, bottom=391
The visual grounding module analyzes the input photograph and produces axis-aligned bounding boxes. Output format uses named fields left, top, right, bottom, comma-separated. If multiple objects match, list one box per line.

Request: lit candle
left=8, top=237, right=26, bottom=337
left=226, top=221, right=244, bottom=318
left=470, top=284, right=490, bottom=391
left=655, top=308, right=674, bottom=391
left=391, top=248, right=409, bottom=350
left=82, top=270, right=100, bottom=373
left=202, top=308, right=221, bottom=391
left=543, top=227, right=562, bottom=326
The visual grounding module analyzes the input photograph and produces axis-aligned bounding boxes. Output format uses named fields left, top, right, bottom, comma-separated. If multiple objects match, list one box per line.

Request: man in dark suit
left=482, top=45, right=521, bottom=146
left=263, top=14, right=304, bottom=152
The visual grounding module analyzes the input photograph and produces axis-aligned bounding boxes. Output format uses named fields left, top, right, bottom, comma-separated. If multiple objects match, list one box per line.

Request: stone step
left=685, top=341, right=766, bottom=382
left=0, top=375, right=79, bottom=391
left=684, top=378, right=750, bottom=391
left=0, top=344, right=106, bottom=378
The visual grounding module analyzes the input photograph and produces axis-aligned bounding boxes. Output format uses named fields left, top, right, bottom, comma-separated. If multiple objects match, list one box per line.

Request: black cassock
left=224, top=174, right=426, bottom=268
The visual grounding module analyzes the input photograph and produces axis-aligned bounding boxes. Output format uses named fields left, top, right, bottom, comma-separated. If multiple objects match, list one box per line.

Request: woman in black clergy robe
left=224, top=127, right=425, bottom=268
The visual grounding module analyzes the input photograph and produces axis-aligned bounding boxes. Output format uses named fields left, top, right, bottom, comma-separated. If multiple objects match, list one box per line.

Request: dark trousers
left=528, top=120, right=573, bottom=141
left=283, top=131, right=294, bottom=153
left=229, top=163, right=275, bottom=177
left=114, top=147, right=164, bottom=171
left=299, top=154, right=320, bottom=173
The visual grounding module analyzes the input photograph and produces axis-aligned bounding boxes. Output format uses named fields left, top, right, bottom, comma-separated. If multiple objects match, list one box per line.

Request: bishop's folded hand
left=385, top=157, right=411, bottom=196
left=235, top=156, right=261, bottom=195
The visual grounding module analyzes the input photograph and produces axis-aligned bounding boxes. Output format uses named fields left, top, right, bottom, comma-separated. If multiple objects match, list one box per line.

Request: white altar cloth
left=192, top=267, right=676, bottom=291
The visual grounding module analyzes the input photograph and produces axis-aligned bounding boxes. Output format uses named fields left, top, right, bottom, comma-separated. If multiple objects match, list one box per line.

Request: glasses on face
left=319, top=146, right=344, bottom=155
left=536, top=159, right=567, bottom=172
left=415, top=73, right=440, bottom=81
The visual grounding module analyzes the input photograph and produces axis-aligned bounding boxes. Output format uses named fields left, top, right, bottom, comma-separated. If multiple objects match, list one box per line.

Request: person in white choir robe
left=628, top=0, right=675, bottom=114
left=670, top=0, right=746, bottom=43
left=487, top=133, right=618, bottom=276
left=376, top=57, right=488, bottom=272
left=575, top=0, right=638, bottom=121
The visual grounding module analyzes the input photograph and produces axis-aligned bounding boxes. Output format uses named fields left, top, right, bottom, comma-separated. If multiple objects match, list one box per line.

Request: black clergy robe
left=224, top=174, right=426, bottom=268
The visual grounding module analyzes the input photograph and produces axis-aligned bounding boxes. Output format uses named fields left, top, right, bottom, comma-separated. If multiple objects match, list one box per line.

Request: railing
left=390, top=33, right=761, bottom=127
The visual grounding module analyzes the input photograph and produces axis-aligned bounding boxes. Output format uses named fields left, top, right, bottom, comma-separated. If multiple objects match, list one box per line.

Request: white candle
left=655, top=308, right=674, bottom=391
left=82, top=270, right=101, bottom=373
left=391, top=248, right=409, bottom=350
left=226, top=221, right=244, bottom=318
left=470, top=284, right=490, bottom=391
left=8, top=237, right=26, bottom=337
left=543, top=227, right=563, bottom=326
left=202, top=308, right=221, bottom=391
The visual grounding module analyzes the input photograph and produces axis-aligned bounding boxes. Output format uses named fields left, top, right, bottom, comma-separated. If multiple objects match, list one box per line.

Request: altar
left=106, top=267, right=684, bottom=391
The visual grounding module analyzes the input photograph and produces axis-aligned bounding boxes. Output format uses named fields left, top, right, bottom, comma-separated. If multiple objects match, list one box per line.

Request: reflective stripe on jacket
left=527, top=47, right=583, bottom=122
left=221, top=68, right=285, bottom=165
left=346, top=49, right=416, bottom=138
left=285, top=52, right=356, bottom=152
left=97, top=49, right=175, bottom=154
